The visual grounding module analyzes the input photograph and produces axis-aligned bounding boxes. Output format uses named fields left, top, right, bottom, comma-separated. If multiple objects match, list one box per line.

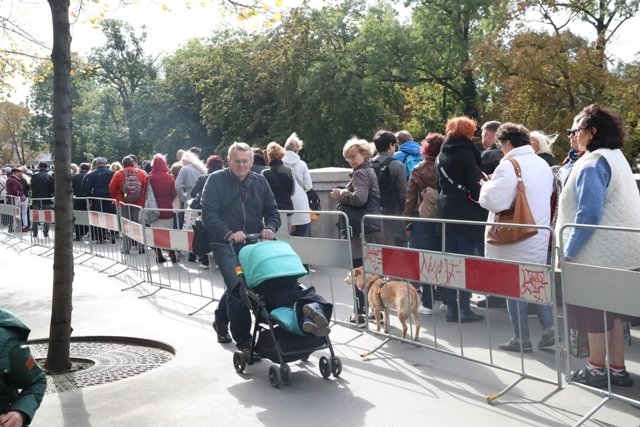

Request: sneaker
left=571, top=364, right=607, bottom=388
left=439, top=303, right=447, bottom=311
left=302, top=303, right=328, bottom=329
left=498, top=337, right=533, bottom=353
left=610, top=369, right=633, bottom=387
left=418, top=306, right=433, bottom=315
left=199, top=262, right=209, bottom=270
left=213, top=323, right=232, bottom=344
left=537, top=328, right=555, bottom=349
left=236, top=342, right=261, bottom=361
left=302, top=320, right=331, bottom=337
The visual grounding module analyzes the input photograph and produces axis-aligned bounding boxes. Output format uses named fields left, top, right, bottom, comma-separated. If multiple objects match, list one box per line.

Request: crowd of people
left=2, top=104, right=638, bottom=391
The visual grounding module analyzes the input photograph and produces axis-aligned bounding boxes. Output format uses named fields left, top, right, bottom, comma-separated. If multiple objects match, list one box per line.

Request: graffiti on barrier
left=419, top=252, right=465, bottom=289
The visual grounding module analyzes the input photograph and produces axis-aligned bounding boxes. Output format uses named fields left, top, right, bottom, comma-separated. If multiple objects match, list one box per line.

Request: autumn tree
left=0, top=101, right=31, bottom=164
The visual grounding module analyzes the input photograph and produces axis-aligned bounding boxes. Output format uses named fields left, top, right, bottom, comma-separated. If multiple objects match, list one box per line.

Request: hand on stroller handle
left=225, top=230, right=274, bottom=245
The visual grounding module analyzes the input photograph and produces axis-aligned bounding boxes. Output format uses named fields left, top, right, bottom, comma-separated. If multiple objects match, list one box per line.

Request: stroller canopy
left=238, top=240, right=308, bottom=288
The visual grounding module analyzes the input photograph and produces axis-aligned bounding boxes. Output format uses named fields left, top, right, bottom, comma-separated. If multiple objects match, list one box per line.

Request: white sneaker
left=418, top=306, right=433, bottom=315
left=439, top=303, right=447, bottom=311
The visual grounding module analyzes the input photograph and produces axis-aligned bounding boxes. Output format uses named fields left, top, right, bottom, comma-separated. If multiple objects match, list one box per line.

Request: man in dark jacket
left=72, top=163, right=90, bottom=241
left=81, top=157, right=115, bottom=243
left=29, top=162, right=55, bottom=238
left=0, top=309, right=46, bottom=427
left=480, top=120, right=503, bottom=175
left=372, top=130, right=406, bottom=247
left=201, top=142, right=281, bottom=349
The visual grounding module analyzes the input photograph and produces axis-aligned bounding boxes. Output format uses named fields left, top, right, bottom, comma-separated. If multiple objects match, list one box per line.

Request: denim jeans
left=444, top=234, right=483, bottom=316
left=212, top=243, right=252, bottom=346
left=507, top=300, right=554, bottom=341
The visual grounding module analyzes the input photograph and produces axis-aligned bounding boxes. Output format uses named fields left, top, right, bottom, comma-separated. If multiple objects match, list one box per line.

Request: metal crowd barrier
left=358, top=214, right=562, bottom=401
left=29, top=197, right=55, bottom=254
left=0, top=195, right=32, bottom=250
left=275, top=209, right=355, bottom=327
left=559, top=223, right=640, bottom=426
left=134, top=205, right=217, bottom=314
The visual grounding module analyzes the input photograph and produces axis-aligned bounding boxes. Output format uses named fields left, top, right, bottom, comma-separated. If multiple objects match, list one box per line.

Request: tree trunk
left=45, top=0, right=74, bottom=374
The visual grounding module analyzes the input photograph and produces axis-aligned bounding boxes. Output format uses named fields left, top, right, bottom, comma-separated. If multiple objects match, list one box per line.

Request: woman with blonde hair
left=110, top=161, right=122, bottom=172
left=330, top=137, right=381, bottom=324
left=529, top=130, right=556, bottom=166
left=262, top=142, right=294, bottom=211
left=437, top=116, right=486, bottom=323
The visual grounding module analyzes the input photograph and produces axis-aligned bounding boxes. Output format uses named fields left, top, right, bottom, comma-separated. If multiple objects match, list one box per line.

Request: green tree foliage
left=88, top=19, right=158, bottom=158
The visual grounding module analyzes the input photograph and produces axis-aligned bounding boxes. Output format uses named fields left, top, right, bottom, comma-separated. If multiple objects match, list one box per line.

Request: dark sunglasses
left=566, top=127, right=586, bottom=136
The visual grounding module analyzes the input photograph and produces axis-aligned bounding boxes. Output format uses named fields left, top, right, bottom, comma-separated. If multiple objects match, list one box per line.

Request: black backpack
left=371, top=157, right=395, bottom=214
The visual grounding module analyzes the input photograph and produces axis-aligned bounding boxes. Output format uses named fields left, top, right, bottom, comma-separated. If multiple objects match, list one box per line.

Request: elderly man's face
left=228, top=149, right=253, bottom=181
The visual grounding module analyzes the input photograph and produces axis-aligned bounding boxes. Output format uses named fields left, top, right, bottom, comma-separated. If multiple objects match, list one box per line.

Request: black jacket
left=480, top=144, right=504, bottom=174
left=30, top=169, right=54, bottom=200
left=437, top=136, right=488, bottom=238
left=262, top=160, right=294, bottom=211
left=81, top=167, right=114, bottom=199
left=201, top=168, right=281, bottom=243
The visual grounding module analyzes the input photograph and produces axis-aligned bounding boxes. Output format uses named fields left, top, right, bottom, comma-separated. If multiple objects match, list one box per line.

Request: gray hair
left=228, top=142, right=252, bottom=157
left=284, top=132, right=303, bottom=152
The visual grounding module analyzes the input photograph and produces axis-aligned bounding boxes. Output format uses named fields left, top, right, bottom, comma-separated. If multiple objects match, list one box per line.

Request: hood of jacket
left=0, top=309, right=30, bottom=341
left=441, top=136, right=482, bottom=166
left=151, top=156, right=170, bottom=175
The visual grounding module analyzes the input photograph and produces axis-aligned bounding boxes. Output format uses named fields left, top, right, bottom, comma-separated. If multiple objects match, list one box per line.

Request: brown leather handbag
left=486, top=158, right=538, bottom=245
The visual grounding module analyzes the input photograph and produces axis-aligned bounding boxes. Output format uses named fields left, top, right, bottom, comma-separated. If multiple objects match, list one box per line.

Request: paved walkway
left=2, top=242, right=639, bottom=426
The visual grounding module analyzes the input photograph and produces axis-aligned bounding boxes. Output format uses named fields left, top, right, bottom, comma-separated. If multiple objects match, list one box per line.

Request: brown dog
left=344, top=267, right=420, bottom=341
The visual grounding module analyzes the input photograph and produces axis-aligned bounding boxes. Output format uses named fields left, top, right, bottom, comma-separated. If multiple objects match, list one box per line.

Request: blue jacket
left=393, top=141, right=422, bottom=178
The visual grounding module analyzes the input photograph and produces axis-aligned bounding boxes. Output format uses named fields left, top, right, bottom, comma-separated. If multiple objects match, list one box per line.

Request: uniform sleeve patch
left=26, top=355, right=35, bottom=370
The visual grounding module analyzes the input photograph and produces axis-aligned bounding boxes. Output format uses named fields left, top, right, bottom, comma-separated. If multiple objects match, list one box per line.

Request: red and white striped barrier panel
left=144, top=227, right=194, bottom=252
left=120, top=217, right=145, bottom=244
left=31, top=210, right=55, bottom=223
left=363, top=246, right=552, bottom=304
left=88, top=211, right=119, bottom=232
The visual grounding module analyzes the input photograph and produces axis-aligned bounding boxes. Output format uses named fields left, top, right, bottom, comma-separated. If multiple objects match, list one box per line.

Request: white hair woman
left=529, top=130, right=556, bottom=166
left=283, top=132, right=313, bottom=237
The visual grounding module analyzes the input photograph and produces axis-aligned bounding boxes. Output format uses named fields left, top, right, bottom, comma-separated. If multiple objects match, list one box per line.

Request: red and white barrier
left=144, top=227, right=193, bottom=252
left=88, top=211, right=119, bottom=231
left=120, top=217, right=145, bottom=244
left=363, top=246, right=552, bottom=304
left=31, top=210, right=55, bottom=223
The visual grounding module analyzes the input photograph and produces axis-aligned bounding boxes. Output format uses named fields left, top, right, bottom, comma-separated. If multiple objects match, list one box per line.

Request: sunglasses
left=566, top=127, right=586, bottom=136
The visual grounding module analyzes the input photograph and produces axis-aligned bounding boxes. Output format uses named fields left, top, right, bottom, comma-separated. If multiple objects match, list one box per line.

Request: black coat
left=262, top=160, right=294, bottom=211
left=436, top=136, right=488, bottom=238
left=30, top=169, right=54, bottom=200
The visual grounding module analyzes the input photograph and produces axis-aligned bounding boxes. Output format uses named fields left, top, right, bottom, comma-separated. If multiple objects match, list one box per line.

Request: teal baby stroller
left=233, top=239, right=342, bottom=388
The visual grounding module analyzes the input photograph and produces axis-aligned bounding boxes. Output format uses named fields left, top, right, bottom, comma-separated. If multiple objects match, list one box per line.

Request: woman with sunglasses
left=557, top=104, right=640, bottom=388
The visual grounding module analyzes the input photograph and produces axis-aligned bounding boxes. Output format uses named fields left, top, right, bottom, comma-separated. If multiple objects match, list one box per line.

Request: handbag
left=191, top=218, right=211, bottom=256
left=307, top=188, right=321, bottom=211
left=486, top=158, right=538, bottom=245
left=336, top=181, right=381, bottom=237
left=139, top=184, right=160, bottom=224
left=418, top=186, right=438, bottom=218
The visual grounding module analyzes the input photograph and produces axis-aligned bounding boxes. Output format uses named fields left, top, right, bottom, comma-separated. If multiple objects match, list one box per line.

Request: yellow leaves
left=162, top=4, right=171, bottom=12
left=275, top=0, right=283, bottom=7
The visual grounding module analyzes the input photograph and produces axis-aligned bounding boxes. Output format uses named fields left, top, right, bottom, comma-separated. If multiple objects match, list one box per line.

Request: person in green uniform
left=0, top=309, right=46, bottom=427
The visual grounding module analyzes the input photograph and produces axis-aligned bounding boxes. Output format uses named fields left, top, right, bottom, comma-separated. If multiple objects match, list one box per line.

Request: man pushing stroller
left=201, top=142, right=331, bottom=352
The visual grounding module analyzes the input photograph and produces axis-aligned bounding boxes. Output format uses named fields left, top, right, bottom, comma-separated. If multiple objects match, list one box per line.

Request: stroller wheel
left=331, top=357, right=342, bottom=378
left=280, top=364, right=291, bottom=386
left=269, top=364, right=282, bottom=388
left=233, top=350, right=247, bottom=373
left=319, top=356, right=331, bottom=379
